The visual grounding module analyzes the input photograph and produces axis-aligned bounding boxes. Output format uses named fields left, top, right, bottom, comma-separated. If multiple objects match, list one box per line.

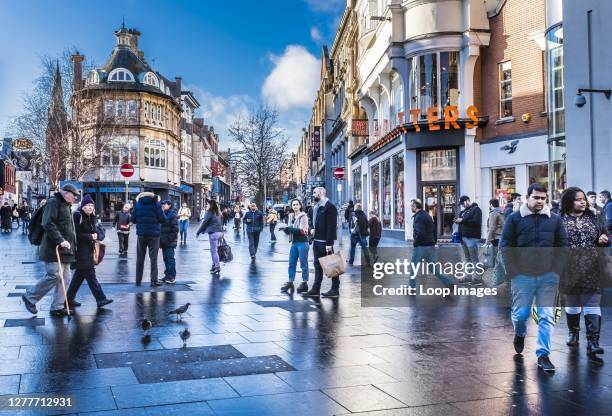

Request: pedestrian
left=243, top=202, right=264, bottom=260
left=132, top=191, right=164, bottom=287
left=280, top=198, right=310, bottom=293
left=65, top=194, right=113, bottom=308
left=283, top=205, right=291, bottom=224
left=409, top=199, right=454, bottom=289
left=199, top=208, right=206, bottom=222
left=177, top=202, right=191, bottom=245
left=500, top=183, right=569, bottom=372
left=0, top=201, right=12, bottom=233
left=368, top=210, right=382, bottom=261
left=344, top=200, right=354, bottom=227
left=599, top=190, right=612, bottom=234
left=504, top=193, right=522, bottom=218
left=454, top=195, right=482, bottom=284
left=559, top=187, right=608, bottom=364
left=12, top=203, right=20, bottom=228
left=18, top=201, right=32, bottom=235
left=348, top=203, right=370, bottom=266
left=21, top=183, right=79, bottom=317
left=233, top=205, right=243, bottom=234
left=267, top=206, right=278, bottom=242
left=113, top=203, right=132, bottom=256
left=196, top=199, right=224, bottom=273
left=587, top=191, right=603, bottom=216
left=160, top=200, right=179, bottom=284
left=303, top=187, right=339, bottom=298
left=550, top=200, right=560, bottom=216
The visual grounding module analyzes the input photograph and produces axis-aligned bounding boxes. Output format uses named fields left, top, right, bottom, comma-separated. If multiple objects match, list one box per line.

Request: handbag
left=12, top=209, right=19, bottom=218
left=93, top=241, right=106, bottom=265
left=217, top=237, right=233, bottom=263
left=318, top=251, right=346, bottom=278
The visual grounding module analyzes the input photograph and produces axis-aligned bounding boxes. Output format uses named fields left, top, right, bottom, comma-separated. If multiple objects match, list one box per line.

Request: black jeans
left=117, top=232, right=129, bottom=253
left=136, top=235, right=160, bottom=284
left=269, top=223, right=277, bottom=241
left=312, top=241, right=339, bottom=292
left=369, top=237, right=380, bottom=258
left=67, top=268, right=106, bottom=302
left=247, top=231, right=261, bottom=256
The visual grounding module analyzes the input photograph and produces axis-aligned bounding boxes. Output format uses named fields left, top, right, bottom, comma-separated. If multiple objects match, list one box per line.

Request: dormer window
left=86, top=70, right=99, bottom=86
left=143, top=72, right=159, bottom=88
left=108, top=68, right=135, bottom=82
left=159, top=79, right=165, bottom=92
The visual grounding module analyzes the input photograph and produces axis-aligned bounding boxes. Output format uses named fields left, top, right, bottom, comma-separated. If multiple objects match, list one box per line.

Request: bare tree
left=228, top=106, right=288, bottom=207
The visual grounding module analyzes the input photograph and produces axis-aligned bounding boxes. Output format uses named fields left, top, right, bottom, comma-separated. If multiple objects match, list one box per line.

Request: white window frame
left=143, top=72, right=160, bottom=88
left=499, top=61, right=513, bottom=119
left=108, top=68, right=135, bottom=82
left=144, top=139, right=166, bottom=168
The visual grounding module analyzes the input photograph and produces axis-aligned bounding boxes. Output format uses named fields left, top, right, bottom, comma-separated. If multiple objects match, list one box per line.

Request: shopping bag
left=93, top=241, right=106, bottom=265
left=217, top=238, right=233, bottom=263
left=318, top=251, right=346, bottom=278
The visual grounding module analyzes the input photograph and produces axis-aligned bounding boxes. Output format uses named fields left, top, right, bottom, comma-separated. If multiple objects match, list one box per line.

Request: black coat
left=0, top=205, right=12, bottom=228
left=311, top=200, right=337, bottom=245
left=500, top=205, right=569, bottom=278
left=73, top=210, right=97, bottom=270
left=412, top=209, right=436, bottom=246
left=351, top=209, right=369, bottom=236
left=39, top=193, right=77, bottom=263
left=160, top=209, right=179, bottom=248
left=458, top=203, right=482, bottom=239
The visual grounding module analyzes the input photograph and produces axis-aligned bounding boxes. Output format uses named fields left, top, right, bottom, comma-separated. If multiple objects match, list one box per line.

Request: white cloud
left=261, top=45, right=319, bottom=111
left=310, top=26, right=323, bottom=43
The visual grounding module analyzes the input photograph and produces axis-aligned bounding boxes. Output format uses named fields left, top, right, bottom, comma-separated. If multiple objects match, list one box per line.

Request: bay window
left=144, top=139, right=166, bottom=168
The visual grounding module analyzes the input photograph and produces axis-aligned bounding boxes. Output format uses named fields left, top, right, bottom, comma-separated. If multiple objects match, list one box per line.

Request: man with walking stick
left=22, top=184, right=79, bottom=317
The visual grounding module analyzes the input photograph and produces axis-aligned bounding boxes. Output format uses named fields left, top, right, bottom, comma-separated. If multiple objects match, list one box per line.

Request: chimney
left=175, top=77, right=182, bottom=95
left=128, top=29, right=140, bottom=52
left=71, top=52, right=85, bottom=92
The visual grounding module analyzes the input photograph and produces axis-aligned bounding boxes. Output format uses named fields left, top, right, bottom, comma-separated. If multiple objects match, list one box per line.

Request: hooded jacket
left=132, top=192, right=164, bottom=237
left=160, top=208, right=179, bottom=248
left=500, top=203, right=569, bottom=278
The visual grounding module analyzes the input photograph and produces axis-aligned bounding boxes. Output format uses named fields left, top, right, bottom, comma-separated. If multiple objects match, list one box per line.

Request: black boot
left=585, top=314, right=604, bottom=363
left=280, top=282, right=294, bottom=293
left=566, top=313, right=580, bottom=347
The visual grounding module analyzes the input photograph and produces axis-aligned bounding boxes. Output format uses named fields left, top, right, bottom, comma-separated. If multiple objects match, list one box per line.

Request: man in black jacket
left=304, top=187, right=339, bottom=298
left=409, top=199, right=454, bottom=289
left=132, top=191, right=164, bottom=287
left=454, top=195, right=482, bottom=284
left=160, top=200, right=179, bottom=284
left=500, top=183, right=568, bottom=372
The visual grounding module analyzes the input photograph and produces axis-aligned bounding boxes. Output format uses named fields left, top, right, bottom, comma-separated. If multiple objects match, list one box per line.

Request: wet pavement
left=0, top=223, right=610, bottom=415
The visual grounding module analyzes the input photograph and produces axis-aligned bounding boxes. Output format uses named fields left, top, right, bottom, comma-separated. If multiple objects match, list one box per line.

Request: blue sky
left=0, top=0, right=345, bottom=151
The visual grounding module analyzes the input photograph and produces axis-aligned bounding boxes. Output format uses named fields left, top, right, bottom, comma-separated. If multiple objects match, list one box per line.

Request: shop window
left=421, top=149, right=456, bottom=181
left=492, top=167, right=516, bottom=206
left=499, top=61, right=513, bottom=118
left=548, top=138, right=567, bottom=200
left=353, top=166, right=362, bottom=203
left=382, top=158, right=391, bottom=229
left=528, top=163, right=548, bottom=189
left=393, top=153, right=404, bottom=228
left=371, top=164, right=380, bottom=216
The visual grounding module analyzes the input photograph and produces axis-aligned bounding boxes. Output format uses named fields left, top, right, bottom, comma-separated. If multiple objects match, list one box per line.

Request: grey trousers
left=25, top=262, right=72, bottom=310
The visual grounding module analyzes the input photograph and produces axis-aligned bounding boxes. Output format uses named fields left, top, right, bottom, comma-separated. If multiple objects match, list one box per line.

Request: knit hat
left=80, top=194, right=95, bottom=208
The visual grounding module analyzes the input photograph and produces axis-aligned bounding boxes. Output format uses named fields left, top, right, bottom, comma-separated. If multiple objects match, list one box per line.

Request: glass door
left=421, top=184, right=456, bottom=238
left=422, top=185, right=439, bottom=234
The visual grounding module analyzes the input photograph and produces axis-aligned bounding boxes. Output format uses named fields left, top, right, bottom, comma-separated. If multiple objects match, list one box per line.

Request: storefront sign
left=180, top=184, right=193, bottom=193
left=311, top=126, right=321, bottom=161
left=351, top=119, right=369, bottom=136
left=12, top=138, right=33, bottom=150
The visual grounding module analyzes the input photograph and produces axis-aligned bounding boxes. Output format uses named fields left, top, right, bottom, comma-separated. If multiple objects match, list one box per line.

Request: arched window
left=108, top=68, right=135, bottom=82
left=144, top=139, right=166, bottom=168
left=143, top=72, right=159, bottom=88
left=86, top=70, right=99, bottom=86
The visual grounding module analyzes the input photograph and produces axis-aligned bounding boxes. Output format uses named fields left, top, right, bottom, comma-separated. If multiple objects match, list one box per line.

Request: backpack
left=28, top=202, right=58, bottom=246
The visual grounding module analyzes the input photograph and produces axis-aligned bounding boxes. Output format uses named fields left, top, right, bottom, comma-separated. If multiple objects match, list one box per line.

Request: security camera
left=574, top=93, right=586, bottom=107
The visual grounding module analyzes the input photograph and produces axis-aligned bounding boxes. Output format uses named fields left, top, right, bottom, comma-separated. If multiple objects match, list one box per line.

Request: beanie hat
left=80, top=194, right=95, bottom=208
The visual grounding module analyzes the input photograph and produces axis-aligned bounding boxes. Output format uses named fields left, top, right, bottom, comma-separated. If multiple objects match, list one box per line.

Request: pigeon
left=179, top=328, right=190, bottom=348
left=141, top=318, right=152, bottom=335
left=168, top=303, right=190, bottom=321
left=141, top=334, right=152, bottom=346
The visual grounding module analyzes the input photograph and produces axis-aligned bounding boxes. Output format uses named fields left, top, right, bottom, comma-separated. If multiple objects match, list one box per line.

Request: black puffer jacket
left=160, top=208, right=179, bottom=248
left=73, top=210, right=97, bottom=270
left=413, top=209, right=436, bottom=246
left=458, top=203, right=482, bottom=239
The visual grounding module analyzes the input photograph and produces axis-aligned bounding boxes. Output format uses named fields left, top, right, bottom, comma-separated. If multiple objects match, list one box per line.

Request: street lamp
left=574, top=88, right=611, bottom=107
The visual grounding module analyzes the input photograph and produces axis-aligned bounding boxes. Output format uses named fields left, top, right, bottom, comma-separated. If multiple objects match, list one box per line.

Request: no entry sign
left=333, top=167, right=345, bottom=180
left=120, top=163, right=134, bottom=178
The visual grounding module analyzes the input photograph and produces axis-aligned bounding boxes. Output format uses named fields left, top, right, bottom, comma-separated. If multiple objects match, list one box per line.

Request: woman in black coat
left=65, top=195, right=113, bottom=308
left=560, top=187, right=609, bottom=363
left=0, top=202, right=13, bottom=232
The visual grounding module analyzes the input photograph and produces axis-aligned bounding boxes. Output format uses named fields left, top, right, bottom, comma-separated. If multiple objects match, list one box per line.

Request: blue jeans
left=349, top=234, right=369, bottom=264
left=209, top=231, right=224, bottom=267
left=408, top=245, right=454, bottom=288
left=511, top=272, right=559, bottom=357
left=21, top=219, right=29, bottom=234
left=179, top=220, right=189, bottom=240
left=288, top=241, right=309, bottom=282
left=462, top=237, right=480, bottom=278
left=162, top=247, right=176, bottom=278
